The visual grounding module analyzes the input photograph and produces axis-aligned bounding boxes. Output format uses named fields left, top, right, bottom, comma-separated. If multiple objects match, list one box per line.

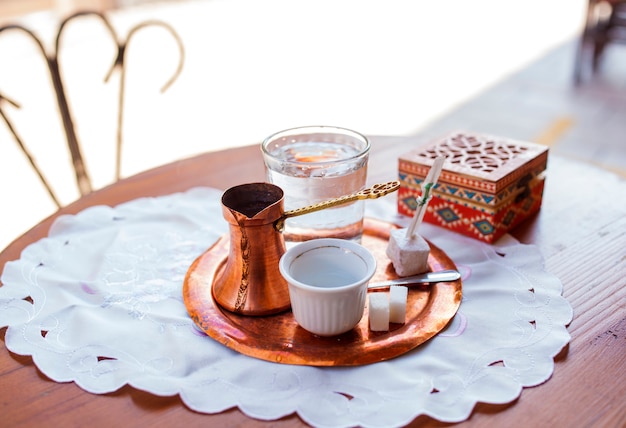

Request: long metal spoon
left=273, top=181, right=400, bottom=232
left=367, top=269, right=460, bottom=290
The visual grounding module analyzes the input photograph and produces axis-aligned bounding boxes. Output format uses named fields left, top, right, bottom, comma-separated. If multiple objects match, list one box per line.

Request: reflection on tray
left=183, top=218, right=462, bottom=366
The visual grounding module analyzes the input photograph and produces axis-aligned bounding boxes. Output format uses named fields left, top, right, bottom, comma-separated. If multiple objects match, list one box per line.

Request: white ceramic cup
left=279, top=238, right=377, bottom=336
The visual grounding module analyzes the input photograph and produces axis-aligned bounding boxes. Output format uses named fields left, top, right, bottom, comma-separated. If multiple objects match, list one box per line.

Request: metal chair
left=0, top=11, right=184, bottom=207
left=574, top=0, right=626, bottom=84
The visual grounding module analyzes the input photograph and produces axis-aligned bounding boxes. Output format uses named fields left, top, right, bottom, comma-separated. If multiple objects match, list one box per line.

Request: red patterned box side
left=397, top=180, right=545, bottom=243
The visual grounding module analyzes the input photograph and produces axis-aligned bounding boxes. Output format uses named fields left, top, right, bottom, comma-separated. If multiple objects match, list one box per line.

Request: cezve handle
left=274, top=181, right=400, bottom=232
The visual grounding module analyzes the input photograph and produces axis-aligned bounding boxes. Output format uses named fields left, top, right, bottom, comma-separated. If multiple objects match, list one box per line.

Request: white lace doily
left=0, top=187, right=572, bottom=427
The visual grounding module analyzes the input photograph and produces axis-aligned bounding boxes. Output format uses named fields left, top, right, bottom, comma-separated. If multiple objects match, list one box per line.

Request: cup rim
left=279, top=238, right=377, bottom=293
left=261, top=125, right=371, bottom=166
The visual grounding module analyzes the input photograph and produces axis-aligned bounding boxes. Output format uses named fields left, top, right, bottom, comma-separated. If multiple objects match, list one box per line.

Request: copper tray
left=183, top=218, right=462, bottom=366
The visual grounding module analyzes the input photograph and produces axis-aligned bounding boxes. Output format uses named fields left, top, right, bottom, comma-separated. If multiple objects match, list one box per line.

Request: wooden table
left=1, top=136, right=625, bottom=427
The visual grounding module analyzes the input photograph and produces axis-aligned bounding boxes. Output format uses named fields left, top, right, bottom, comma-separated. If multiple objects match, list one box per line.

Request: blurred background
left=1, top=0, right=624, bottom=250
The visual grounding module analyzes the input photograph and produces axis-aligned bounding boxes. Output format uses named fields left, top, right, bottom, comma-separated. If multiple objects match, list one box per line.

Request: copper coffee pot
left=212, top=181, right=399, bottom=316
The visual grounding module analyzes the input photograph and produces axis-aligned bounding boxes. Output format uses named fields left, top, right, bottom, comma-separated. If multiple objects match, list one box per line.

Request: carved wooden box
left=397, top=131, right=548, bottom=243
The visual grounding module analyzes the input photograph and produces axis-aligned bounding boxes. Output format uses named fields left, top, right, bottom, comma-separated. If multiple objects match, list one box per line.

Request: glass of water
left=261, top=126, right=370, bottom=243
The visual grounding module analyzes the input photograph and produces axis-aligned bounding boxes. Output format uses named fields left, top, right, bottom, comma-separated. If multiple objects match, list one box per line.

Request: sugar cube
left=389, top=285, right=408, bottom=324
left=368, top=293, right=389, bottom=331
left=386, top=228, right=430, bottom=277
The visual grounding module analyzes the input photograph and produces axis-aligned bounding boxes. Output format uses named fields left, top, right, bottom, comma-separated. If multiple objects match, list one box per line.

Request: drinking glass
left=261, top=126, right=370, bottom=243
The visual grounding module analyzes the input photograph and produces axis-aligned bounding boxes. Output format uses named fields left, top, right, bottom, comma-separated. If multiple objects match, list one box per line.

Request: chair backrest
left=0, top=11, right=184, bottom=208
left=574, top=0, right=626, bottom=83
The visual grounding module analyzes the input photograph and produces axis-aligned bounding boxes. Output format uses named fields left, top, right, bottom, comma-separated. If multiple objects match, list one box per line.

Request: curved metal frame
left=0, top=11, right=184, bottom=207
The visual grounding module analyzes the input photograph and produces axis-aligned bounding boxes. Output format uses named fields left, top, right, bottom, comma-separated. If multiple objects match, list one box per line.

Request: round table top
left=1, top=136, right=625, bottom=427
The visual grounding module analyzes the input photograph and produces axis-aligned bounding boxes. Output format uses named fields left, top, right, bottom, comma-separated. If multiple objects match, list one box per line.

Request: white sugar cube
left=368, top=293, right=389, bottom=331
left=389, top=286, right=408, bottom=324
left=385, top=228, right=430, bottom=277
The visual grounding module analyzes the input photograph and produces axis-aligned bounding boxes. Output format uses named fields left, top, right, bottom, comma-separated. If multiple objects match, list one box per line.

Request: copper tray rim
left=183, top=218, right=462, bottom=367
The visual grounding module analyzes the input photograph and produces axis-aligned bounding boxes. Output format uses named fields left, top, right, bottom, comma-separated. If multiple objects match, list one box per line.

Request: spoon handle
left=274, top=181, right=400, bottom=231
left=367, top=269, right=461, bottom=290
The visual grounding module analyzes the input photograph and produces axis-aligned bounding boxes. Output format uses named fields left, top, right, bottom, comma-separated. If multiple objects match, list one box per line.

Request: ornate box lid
left=399, top=131, right=548, bottom=194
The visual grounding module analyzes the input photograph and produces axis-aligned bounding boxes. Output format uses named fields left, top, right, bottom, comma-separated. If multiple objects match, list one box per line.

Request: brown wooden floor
left=415, top=39, right=626, bottom=179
